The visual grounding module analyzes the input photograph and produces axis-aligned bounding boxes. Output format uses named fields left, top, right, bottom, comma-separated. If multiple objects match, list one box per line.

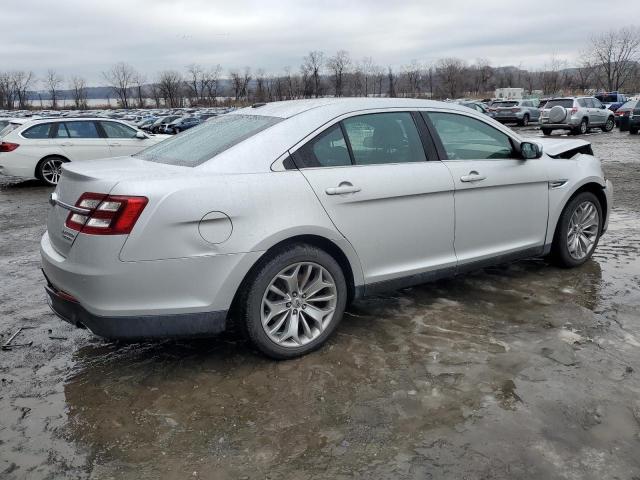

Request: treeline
left=1, top=27, right=639, bottom=110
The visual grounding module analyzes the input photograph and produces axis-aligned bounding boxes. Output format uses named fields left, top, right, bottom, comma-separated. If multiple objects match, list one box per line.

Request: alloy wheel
left=567, top=201, right=599, bottom=260
left=260, top=262, right=337, bottom=347
left=41, top=158, right=63, bottom=185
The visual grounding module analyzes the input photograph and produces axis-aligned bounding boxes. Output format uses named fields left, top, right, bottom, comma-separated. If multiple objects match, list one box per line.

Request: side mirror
left=520, top=141, right=542, bottom=159
left=601, top=104, right=607, bottom=109
left=135, top=131, right=147, bottom=139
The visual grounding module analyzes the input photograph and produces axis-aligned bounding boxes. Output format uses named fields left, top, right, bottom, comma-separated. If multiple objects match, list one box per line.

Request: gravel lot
left=1, top=127, right=639, bottom=480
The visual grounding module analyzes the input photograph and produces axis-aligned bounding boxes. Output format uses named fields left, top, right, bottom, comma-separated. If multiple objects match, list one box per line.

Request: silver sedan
left=41, top=98, right=612, bottom=358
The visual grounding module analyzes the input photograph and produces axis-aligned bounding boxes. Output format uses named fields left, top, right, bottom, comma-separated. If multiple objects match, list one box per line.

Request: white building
left=495, top=88, right=524, bottom=100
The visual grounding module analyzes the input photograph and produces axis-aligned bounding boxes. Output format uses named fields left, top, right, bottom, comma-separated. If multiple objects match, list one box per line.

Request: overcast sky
left=4, top=0, right=640, bottom=86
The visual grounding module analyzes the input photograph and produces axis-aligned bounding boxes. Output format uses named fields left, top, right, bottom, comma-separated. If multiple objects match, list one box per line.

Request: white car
left=41, top=98, right=612, bottom=359
left=0, top=118, right=168, bottom=185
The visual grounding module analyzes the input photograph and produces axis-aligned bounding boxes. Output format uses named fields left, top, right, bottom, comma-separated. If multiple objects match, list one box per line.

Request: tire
left=520, top=114, right=530, bottom=127
left=602, top=117, right=614, bottom=132
left=36, top=156, right=67, bottom=186
left=630, top=127, right=639, bottom=135
left=572, top=118, right=588, bottom=135
left=551, top=192, right=603, bottom=268
left=542, top=128, right=552, bottom=136
left=239, top=244, right=348, bottom=359
left=174, top=127, right=180, bottom=134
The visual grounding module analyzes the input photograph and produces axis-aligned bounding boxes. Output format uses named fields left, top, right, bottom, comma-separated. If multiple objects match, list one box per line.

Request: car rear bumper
left=44, top=280, right=227, bottom=340
left=0, top=153, right=37, bottom=179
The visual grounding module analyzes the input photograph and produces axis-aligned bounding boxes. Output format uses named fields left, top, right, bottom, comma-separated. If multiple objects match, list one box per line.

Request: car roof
left=233, top=97, right=471, bottom=119
left=17, top=117, right=131, bottom=126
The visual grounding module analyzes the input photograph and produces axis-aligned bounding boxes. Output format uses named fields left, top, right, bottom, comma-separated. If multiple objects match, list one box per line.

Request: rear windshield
left=619, top=100, right=637, bottom=110
left=136, top=114, right=282, bottom=167
left=595, top=94, right=617, bottom=103
left=545, top=99, right=574, bottom=109
left=493, top=101, right=518, bottom=107
left=0, top=123, right=21, bottom=138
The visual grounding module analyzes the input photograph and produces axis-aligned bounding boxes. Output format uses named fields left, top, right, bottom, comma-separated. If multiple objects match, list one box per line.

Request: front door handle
left=460, top=171, right=486, bottom=183
left=60, top=142, right=73, bottom=146
left=326, top=182, right=361, bottom=195
left=109, top=142, right=121, bottom=146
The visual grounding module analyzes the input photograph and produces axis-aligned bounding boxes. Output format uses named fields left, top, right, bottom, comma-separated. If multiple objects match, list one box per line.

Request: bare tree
left=133, top=73, right=146, bottom=108
left=574, top=56, right=596, bottom=93
left=103, top=62, right=136, bottom=108
left=361, top=56, right=374, bottom=97
left=203, top=65, right=222, bottom=106
left=327, top=50, right=351, bottom=97
left=11, top=71, right=34, bottom=109
left=254, top=68, right=267, bottom=102
left=45, top=69, right=63, bottom=109
left=70, top=76, right=88, bottom=109
left=157, top=70, right=184, bottom=107
left=229, top=67, right=251, bottom=102
left=402, top=60, right=422, bottom=97
left=302, top=51, right=324, bottom=98
left=387, top=67, right=397, bottom=97
left=589, top=27, right=640, bottom=91
left=436, top=58, right=466, bottom=99
left=540, top=55, right=564, bottom=95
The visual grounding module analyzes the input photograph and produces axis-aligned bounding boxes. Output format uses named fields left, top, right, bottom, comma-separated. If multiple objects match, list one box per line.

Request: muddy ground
left=1, top=127, right=639, bottom=480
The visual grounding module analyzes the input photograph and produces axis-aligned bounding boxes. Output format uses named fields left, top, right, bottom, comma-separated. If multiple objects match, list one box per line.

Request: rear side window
left=577, top=99, right=587, bottom=107
left=22, top=123, right=52, bottom=139
left=61, top=121, right=101, bottom=139
left=545, top=99, right=574, bottom=109
left=620, top=101, right=636, bottom=109
left=342, top=112, right=427, bottom=165
left=427, top=112, right=514, bottom=160
left=136, top=114, right=282, bottom=167
left=293, top=124, right=351, bottom=168
left=100, top=121, right=137, bottom=138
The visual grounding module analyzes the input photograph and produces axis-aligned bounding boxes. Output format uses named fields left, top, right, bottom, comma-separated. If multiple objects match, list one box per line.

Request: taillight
left=65, top=192, right=148, bottom=235
left=511, top=108, right=520, bottom=113
left=0, top=142, right=19, bottom=152
left=570, top=107, right=578, bottom=115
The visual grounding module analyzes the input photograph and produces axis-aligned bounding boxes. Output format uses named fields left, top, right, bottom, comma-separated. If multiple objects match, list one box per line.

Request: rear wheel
left=36, top=156, right=66, bottom=186
left=239, top=244, right=347, bottom=359
left=573, top=118, right=588, bottom=135
left=630, top=127, right=639, bottom=135
left=520, top=114, right=530, bottom=127
left=542, top=128, right=552, bottom=136
left=551, top=192, right=602, bottom=268
left=602, top=117, right=614, bottom=132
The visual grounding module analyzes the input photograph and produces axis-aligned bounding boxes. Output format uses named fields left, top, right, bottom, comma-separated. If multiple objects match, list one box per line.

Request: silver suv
left=540, top=97, right=615, bottom=135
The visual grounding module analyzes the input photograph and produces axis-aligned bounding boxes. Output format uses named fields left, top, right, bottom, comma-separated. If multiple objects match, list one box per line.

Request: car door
left=294, top=111, right=456, bottom=289
left=590, top=98, right=607, bottom=125
left=99, top=120, right=147, bottom=156
left=53, top=121, right=111, bottom=161
left=424, top=111, right=549, bottom=268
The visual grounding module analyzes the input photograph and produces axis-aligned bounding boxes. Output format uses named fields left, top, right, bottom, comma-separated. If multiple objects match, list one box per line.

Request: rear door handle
left=460, top=171, right=486, bottom=183
left=60, top=142, right=73, bottom=146
left=109, top=143, right=121, bottom=146
left=326, top=182, right=361, bottom=195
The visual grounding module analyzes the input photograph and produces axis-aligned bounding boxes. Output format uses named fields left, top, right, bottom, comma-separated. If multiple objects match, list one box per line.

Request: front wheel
left=36, top=156, right=66, bottom=186
left=239, top=244, right=347, bottom=359
left=602, top=117, right=614, bottom=132
left=551, top=192, right=602, bottom=268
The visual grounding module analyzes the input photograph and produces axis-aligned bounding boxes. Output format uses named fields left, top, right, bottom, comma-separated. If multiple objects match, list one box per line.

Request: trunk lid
left=47, top=157, right=187, bottom=257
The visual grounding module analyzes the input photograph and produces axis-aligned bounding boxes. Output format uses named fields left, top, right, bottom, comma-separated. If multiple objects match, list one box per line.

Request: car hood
left=525, top=137, right=591, bottom=157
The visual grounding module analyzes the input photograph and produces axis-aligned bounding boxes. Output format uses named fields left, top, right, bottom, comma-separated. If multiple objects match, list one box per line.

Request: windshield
left=493, top=101, right=518, bottom=108
left=545, top=99, right=574, bottom=109
left=135, top=114, right=282, bottom=167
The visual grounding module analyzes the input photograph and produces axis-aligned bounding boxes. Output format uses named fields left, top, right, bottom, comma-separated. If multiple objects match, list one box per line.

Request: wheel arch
left=228, top=233, right=362, bottom=321
left=35, top=154, right=69, bottom=179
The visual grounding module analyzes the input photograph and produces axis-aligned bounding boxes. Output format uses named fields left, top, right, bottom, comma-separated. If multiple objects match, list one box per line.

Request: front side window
left=22, top=123, right=52, bottom=139
left=427, top=112, right=514, bottom=160
left=292, top=124, right=351, bottom=168
left=101, top=121, right=137, bottom=138
left=342, top=112, right=426, bottom=165
left=136, top=114, right=282, bottom=167
left=63, top=121, right=100, bottom=139
left=591, top=98, right=603, bottom=108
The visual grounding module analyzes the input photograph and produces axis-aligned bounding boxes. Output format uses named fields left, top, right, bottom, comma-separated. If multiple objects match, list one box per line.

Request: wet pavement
left=1, top=127, right=639, bottom=479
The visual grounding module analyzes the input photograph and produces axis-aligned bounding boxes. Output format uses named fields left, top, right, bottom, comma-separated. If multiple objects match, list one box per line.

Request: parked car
left=613, top=100, right=638, bottom=131
left=164, top=116, right=202, bottom=134
left=458, top=101, right=495, bottom=118
left=41, top=99, right=612, bottom=359
left=490, top=100, right=540, bottom=126
left=539, top=97, right=615, bottom=135
left=627, top=102, right=640, bottom=134
left=150, top=115, right=180, bottom=134
left=0, top=118, right=12, bottom=132
left=0, top=118, right=168, bottom=185
left=137, top=117, right=158, bottom=131
left=595, top=92, right=628, bottom=112
left=0, top=118, right=32, bottom=138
